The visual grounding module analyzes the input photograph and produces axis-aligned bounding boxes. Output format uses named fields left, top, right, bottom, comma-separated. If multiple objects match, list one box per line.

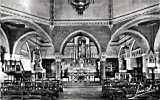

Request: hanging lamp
left=68, top=0, right=94, bottom=15
left=108, top=0, right=113, bottom=29
left=50, top=0, right=54, bottom=30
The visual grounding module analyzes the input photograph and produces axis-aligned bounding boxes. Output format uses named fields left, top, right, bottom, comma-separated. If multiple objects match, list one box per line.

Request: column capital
left=100, top=52, right=106, bottom=61
left=55, top=53, right=62, bottom=62
left=56, top=58, right=61, bottom=62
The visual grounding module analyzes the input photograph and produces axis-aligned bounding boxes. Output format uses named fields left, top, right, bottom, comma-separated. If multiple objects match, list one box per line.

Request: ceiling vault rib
left=1, top=1, right=159, bottom=26
left=28, top=39, right=52, bottom=47
left=110, top=37, right=133, bottom=46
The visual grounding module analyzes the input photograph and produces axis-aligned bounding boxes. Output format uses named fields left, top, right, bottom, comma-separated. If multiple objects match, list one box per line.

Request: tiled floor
left=58, top=86, right=106, bottom=100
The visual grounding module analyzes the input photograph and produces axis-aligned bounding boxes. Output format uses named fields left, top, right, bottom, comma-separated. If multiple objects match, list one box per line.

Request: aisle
left=58, top=86, right=105, bottom=100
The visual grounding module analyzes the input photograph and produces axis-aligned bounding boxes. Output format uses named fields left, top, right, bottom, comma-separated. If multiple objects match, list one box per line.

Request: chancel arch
left=60, top=30, right=101, bottom=55
left=60, top=30, right=101, bottom=82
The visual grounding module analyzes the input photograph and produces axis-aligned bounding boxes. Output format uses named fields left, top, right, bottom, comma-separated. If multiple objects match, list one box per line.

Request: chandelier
left=68, top=0, right=94, bottom=15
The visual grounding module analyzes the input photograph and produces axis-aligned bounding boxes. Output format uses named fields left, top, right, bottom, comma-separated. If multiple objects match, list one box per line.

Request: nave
left=58, top=86, right=105, bottom=100
left=1, top=0, right=160, bottom=100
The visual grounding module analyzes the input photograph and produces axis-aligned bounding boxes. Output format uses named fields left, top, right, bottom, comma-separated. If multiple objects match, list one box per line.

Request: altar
left=67, top=59, right=97, bottom=82
left=61, top=36, right=100, bottom=82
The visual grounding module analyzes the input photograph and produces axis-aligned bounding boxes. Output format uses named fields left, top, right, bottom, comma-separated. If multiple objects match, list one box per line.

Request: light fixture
left=50, top=0, right=54, bottom=30
left=68, top=0, right=94, bottom=15
left=108, top=0, right=113, bottom=29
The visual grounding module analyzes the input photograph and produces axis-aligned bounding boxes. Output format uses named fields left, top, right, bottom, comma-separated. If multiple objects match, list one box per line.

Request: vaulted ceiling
left=1, top=0, right=160, bottom=57
left=1, top=0, right=159, bottom=20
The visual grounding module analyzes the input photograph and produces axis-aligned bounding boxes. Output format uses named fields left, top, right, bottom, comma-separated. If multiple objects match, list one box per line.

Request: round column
left=55, top=55, right=62, bottom=80
left=100, top=53, right=106, bottom=80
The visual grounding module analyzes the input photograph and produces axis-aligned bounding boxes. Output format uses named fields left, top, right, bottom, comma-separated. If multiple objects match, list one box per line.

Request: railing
left=63, top=81, right=101, bottom=88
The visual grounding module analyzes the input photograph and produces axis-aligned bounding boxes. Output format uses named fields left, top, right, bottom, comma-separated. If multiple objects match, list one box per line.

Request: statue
left=31, top=47, right=43, bottom=71
left=79, top=58, right=84, bottom=68
left=78, top=37, right=86, bottom=59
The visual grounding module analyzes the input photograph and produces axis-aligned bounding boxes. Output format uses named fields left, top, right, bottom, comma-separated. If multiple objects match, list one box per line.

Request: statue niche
left=78, top=37, right=86, bottom=59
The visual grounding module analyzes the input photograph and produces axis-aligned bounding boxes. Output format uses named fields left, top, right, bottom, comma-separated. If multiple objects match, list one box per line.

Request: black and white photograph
left=0, top=0, right=160, bottom=100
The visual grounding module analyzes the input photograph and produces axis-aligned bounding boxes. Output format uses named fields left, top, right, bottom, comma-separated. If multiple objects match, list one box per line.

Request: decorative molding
left=0, top=3, right=159, bottom=26
left=53, top=20, right=109, bottom=26
left=54, top=3, right=160, bottom=26
left=112, top=3, right=160, bottom=24
left=0, top=6, right=50, bottom=25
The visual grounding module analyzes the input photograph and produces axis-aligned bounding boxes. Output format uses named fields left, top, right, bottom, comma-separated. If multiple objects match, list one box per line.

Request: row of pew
left=102, top=79, right=160, bottom=100
left=1, top=80, right=63, bottom=100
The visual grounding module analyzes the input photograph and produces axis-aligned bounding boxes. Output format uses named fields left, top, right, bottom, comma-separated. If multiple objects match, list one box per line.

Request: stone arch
left=107, top=15, right=160, bottom=53
left=154, top=25, right=160, bottom=52
left=113, top=15, right=160, bottom=38
left=122, top=30, right=149, bottom=50
left=0, top=27, right=10, bottom=53
left=0, top=16, right=53, bottom=47
left=12, top=31, right=55, bottom=58
left=130, top=39, right=136, bottom=52
left=107, top=30, right=150, bottom=57
left=12, top=31, right=38, bottom=56
left=60, top=30, right=102, bottom=55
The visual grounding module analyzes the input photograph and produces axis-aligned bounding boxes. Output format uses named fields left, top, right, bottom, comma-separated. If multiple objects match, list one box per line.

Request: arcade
left=0, top=0, right=160, bottom=100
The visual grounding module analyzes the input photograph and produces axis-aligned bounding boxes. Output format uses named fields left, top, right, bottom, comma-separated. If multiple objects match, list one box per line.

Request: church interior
left=0, top=0, right=160, bottom=100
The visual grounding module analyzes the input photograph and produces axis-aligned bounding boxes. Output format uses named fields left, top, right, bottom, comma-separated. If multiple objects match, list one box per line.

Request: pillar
left=142, top=54, right=148, bottom=74
left=75, top=44, right=78, bottom=60
left=118, top=57, right=123, bottom=72
left=51, top=62, right=56, bottom=77
left=100, top=55, right=106, bottom=80
left=55, top=56, right=61, bottom=80
left=154, top=52, right=160, bottom=79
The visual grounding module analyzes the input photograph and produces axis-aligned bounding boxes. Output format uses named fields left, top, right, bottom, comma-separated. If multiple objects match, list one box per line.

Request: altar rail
left=63, top=81, right=101, bottom=88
